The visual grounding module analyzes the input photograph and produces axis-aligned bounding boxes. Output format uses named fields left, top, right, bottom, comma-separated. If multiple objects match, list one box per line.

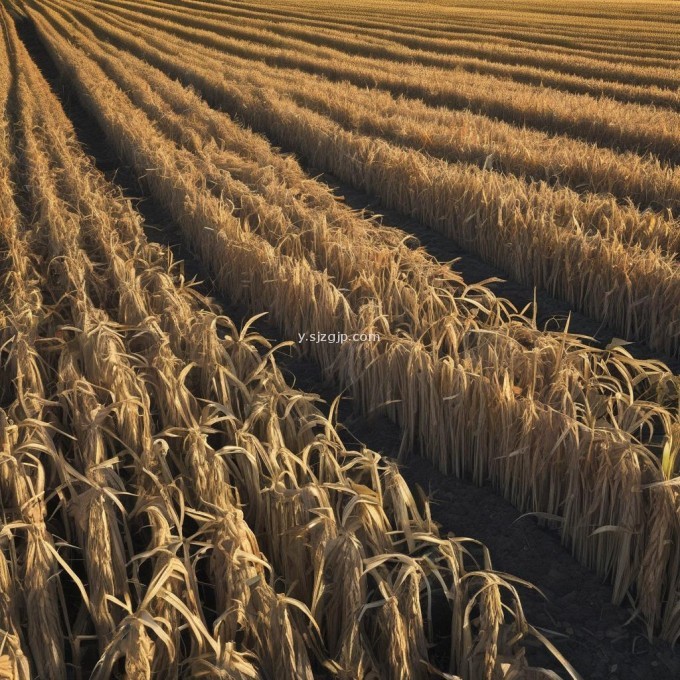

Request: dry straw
left=57, top=0, right=680, bottom=358
left=27, top=0, right=680, bottom=647
left=0, top=4, right=567, bottom=677
left=78, top=0, right=680, bottom=161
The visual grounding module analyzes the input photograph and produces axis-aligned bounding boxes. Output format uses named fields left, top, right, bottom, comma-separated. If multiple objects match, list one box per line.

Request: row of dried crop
left=76, top=0, right=680, bottom=165
left=195, top=0, right=680, bottom=69
left=52, top=0, right=680, bottom=359
left=463, top=0, right=678, bottom=20
left=28, top=0, right=680, bottom=646
left=84, top=0, right=680, bottom=214
left=157, top=0, right=680, bottom=104
left=0, top=7, right=548, bottom=679
left=105, top=0, right=680, bottom=110
left=157, top=0, right=680, bottom=89
left=207, top=0, right=680, bottom=65
left=42, top=0, right=680, bottom=428
left=342, top=0, right=680, bottom=43
left=104, top=6, right=680, bottom=213
left=0, top=14, right=56, bottom=678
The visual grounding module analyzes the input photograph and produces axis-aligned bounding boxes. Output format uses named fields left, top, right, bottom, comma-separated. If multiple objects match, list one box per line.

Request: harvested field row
left=39, top=0, right=652, bottom=358
left=343, top=0, right=680, bottom=36
left=245, top=0, right=680, bottom=57
left=22, top=0, right=680, bottom=650
left=47, top=0, right=680, bottom=359
left=200, top=1, right=680, bottom=95
left=210, top=0, right=680, bottom=64
left=0, top=5, right=560, bottom=678
left=59, top=0, right=680, bottom=212
left=444, top=0, right=680, bottom=26
left=264, top=71, right=680, bottom=214
left=99, top=0, right=680, bottom=110
left=73, top=0, right=680, bottom=164
left=195, top=0, right=680, bottom=68
left=464, top=0, right=674, bottom=15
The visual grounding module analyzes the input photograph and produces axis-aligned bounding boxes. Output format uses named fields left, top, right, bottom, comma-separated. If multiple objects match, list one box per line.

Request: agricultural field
left=0, top=0, right=678, bottom=678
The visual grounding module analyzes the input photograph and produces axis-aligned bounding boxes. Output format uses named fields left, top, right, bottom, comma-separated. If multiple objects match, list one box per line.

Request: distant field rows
left=103, top=0, right=680, bottom=110
left=54, top=0, right=680, bottom=361
left=214, top=6, right=680, bottom=64
left=79, top=0, right=680, bottom=163
left=250, top=67, right=680, bottom=212
left=27, top=0, right=680, bottom=646
left=73, top=1, right=680, bottom=214
left=155, top=0, right=680, bottom=94
left=56, top=0, right=680, bottom=294
left=335, top=0, right=679, bottom=20
left=184, top=0, right=680, bottom=68
left=242, top=1, right=680, bottom=55
left=322, top=0, right=680, bottom=38
left=451, top=0, right=678, bottom=21
left=240, top=6, right=680, bottom=61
